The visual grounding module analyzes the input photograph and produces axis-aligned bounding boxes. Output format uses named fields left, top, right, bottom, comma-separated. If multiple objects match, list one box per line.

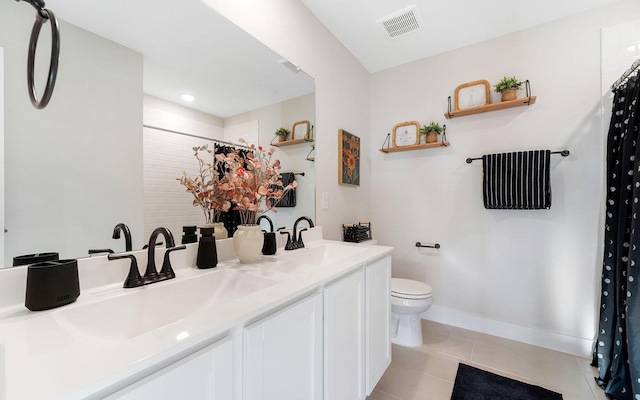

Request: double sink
left=52, top=243, right=368, bottom=341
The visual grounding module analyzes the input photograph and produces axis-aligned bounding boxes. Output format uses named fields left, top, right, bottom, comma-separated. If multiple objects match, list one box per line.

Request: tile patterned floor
left=368, top=320, right=605, bottom=400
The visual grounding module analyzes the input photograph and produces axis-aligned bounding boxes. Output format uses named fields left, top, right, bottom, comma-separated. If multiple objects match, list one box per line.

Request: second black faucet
left=281, top=216, right=315, bottom=250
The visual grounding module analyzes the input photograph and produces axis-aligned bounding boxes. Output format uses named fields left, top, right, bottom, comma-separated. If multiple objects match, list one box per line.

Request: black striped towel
left=275, top=172, right=296, bottom=207
left=482, top=150, right=551, bottom=210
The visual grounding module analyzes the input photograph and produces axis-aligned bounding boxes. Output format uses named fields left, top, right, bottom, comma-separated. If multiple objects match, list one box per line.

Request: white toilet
left=390, top=278, right=433, bottom=347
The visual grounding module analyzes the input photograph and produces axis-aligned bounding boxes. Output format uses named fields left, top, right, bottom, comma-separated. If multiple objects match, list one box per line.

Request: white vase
left=201, top=223, right=228, bottom=240
left=211, top=222, right=228, bottom=239
left=233, top=225, right=264, bottom=264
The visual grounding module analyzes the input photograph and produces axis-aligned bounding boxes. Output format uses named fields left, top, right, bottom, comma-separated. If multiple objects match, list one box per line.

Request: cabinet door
left=243, top=292, right=323, bottom=400
left=106, top=336, right=235, bottom=400
left=365, top=256, right=392, bottom=395
left=324, top=269, right=365, bottom=400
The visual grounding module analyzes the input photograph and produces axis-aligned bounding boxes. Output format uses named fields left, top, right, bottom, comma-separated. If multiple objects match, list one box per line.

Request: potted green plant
left=493, top=76, right=523, bottom=102
left=275, top=127, right=290, bottom=142
left=420, top=121, right=443, bottom=144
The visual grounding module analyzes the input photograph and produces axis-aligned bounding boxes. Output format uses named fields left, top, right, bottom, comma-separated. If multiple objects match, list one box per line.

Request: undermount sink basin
left=52, top=270, right=276, bottom=341
left=279, top=243, right=368, bottom=266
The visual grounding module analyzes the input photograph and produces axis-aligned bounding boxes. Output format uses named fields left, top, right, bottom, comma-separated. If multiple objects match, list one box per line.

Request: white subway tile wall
left=143, top=127, right=216, bottom=242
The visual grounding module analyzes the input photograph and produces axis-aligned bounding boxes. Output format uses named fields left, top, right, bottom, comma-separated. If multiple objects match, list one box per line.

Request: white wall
left=370, top=0, right=640, bottom=356
left=203, top=0, right=371, bottom=240
left=0, top=3, right=143, bottom=263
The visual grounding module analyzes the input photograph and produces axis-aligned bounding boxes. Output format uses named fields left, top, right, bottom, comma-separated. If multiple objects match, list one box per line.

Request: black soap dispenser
left=182, top=225, right=198, bottom=244
left=196, top=227, right=218, bottom=269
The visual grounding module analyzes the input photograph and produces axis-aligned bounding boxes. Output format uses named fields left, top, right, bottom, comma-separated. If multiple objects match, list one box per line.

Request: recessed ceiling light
left=181, top=94, right=195, bottom=102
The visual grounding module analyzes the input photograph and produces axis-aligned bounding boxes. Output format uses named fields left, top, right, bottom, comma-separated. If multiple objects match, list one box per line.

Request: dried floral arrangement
left=178, top=139, right=296, bottom=226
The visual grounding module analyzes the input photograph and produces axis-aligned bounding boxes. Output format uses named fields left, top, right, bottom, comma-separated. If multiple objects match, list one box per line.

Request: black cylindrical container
left=257, top=215, right=276, bottom=255
left=182, top=225, right=198, bottom=244
left=262, top=232, right=277, bottom=255
left=25, top=259, right=80, bottom=311
left=196, top=227, right=218, bottom=269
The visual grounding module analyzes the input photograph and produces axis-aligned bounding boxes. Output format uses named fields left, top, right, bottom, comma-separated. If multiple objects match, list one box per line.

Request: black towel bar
left=416, top=242, right=440, bottom=249
left=465, top=150, right=570, bottom=164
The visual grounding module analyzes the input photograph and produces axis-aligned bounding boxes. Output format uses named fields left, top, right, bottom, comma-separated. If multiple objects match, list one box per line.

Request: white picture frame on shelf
left=292, top=120, right=311, bottom=140
left=392, top=121, right=420, bottom=147
left=454, top=80, right=490, bottom=110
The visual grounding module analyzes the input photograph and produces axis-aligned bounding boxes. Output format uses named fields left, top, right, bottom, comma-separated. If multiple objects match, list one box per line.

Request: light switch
left=321, top=192, right=329, bottom=209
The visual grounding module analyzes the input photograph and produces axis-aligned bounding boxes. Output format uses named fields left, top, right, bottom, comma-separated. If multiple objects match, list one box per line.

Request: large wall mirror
left=0, top=0, right=315, bottom=267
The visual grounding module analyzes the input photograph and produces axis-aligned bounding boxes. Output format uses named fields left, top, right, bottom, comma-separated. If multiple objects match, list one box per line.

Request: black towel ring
left=22, top=0, right=60, bottom=109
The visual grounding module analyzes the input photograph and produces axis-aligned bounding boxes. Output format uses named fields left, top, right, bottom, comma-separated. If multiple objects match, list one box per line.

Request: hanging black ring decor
left=23, top=1, right=60, bottom=109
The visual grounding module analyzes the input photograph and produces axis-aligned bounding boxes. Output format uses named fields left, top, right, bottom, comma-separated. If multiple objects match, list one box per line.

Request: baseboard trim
left=422, top=305, right=594, bottom=358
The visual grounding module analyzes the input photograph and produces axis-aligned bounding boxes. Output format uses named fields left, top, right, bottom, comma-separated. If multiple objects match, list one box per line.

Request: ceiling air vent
left=377, top=5, right=423, bottom=39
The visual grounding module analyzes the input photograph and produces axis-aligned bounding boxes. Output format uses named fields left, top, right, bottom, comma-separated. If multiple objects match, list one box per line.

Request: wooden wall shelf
left=380, top=141, right=450, bottom=153
left=444, top=96, right=536, bottom=119
left=272, top=138, right=314, bottom=147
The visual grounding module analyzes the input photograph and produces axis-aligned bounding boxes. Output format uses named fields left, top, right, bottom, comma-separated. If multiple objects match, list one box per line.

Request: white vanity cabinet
left=243, top=292, right=324, bottom=400
left=105, top=336, right=235, bottom=400
left=1, top=239, right=394, bottom=399
left=324, top=255, right=391, bottom=399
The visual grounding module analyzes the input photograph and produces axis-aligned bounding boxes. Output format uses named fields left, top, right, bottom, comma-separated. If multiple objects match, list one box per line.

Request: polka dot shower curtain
left=595, top=74, right=640, bottom=400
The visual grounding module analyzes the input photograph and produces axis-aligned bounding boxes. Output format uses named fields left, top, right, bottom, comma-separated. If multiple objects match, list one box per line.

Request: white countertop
left=0, top=235, right=391, bottom=400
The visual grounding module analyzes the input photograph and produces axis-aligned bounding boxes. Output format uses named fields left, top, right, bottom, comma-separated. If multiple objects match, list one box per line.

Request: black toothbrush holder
left=25, top=259, right=80, bottom=311
left=13, top=252, right=59, bottom=267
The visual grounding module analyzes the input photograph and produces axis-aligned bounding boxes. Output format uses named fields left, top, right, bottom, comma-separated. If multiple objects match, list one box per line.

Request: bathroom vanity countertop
left=0, top=238, right=392, bottom=400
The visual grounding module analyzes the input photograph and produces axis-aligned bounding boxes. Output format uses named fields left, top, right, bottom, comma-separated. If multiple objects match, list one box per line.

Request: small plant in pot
left=274, top=127, right=290, bottom=142
left=494, top=76, right=523, bottom=102
left=420, top=121, right=443, bottom=144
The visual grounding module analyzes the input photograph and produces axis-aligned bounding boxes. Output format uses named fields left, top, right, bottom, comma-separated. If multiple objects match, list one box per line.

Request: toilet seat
left=391, top=278, right=432, bottom=300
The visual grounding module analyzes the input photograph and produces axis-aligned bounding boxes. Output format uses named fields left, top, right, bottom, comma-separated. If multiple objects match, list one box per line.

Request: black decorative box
left=342, top=222, right=372, bottom=243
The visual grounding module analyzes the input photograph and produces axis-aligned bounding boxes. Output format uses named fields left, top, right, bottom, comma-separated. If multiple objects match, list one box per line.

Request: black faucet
left=108, top=253, right=143, bottom=288
left=112, top=223, right=132, bottom=252
left=144, top=227, right=184, bottom=284
left=282, top=216, right=314, bottom=250
left=256, top=215, right=274, bottom=232
left=107, top=227, right=185, bottom=288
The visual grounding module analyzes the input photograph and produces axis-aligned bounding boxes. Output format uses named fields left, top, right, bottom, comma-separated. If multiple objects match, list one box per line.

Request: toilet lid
left=391, top=278, right=432, bottom=299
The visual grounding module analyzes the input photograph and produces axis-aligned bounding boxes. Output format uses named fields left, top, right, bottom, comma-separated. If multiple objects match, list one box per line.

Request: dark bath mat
left=451, top=364, right=563, bottom=400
